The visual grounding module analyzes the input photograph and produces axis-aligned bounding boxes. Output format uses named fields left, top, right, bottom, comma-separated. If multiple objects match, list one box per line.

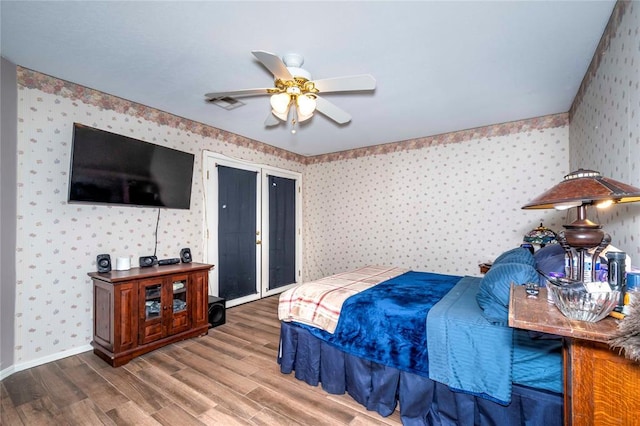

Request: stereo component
left=208, top=296, right=226, bottom=328
left=180, top=248, right=192, bottom=263
left=139, top=255, right=158, bottom=268
left=158, top=258, right=180, bottom=266
left=97, top=254, right=111, bottom=273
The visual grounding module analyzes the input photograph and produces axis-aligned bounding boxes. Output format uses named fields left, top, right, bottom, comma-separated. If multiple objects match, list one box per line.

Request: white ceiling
left=1, top=1, right=616, bottom=156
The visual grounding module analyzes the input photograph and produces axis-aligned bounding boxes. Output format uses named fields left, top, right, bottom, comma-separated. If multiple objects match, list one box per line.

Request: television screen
left=68, top=123, right=195, bottom=209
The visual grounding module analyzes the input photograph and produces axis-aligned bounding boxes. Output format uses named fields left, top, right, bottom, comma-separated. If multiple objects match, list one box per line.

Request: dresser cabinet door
left=190, top=271, right=208, bottom=329
left=139, top=278, right=165, bottom=344
left=168, top=274, right=190, bottom=335
left=568, top=339, right=640, bottom=425
left=115, top=282, right=138, bottom=352
left=93, top=280, right=137, bottom=352
left=138, top=274, right=195, bottom=344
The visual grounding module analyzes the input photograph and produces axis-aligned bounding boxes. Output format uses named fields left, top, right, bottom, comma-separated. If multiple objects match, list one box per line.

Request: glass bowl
left=546, top=279, right=619, bottom=322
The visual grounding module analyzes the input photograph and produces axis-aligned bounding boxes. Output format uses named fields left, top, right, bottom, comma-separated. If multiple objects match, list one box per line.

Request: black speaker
left=208, top=296, right=226, bottom=328
left=180, top=247, right=192, bottom=263
left=97, top=254, right=111, bottom=273
left=139, top=255, right=157, bottom=268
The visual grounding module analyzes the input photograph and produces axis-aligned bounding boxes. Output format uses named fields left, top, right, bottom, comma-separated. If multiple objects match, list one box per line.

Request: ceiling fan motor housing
left=282, top=53, right=311, bottom=80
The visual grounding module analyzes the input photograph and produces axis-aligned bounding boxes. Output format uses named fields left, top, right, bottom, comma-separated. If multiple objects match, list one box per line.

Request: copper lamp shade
left=522, top=169, right=640, bottom=282
left=522, top=169, right=640, bottom=210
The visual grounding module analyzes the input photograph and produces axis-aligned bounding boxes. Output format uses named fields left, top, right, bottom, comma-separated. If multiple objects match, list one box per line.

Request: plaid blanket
left=278, top=265, right=408, bottom=333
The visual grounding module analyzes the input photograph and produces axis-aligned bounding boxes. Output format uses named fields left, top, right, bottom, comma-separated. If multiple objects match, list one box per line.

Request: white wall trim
left=0, top=344, right=93, bottom=379
left=0, top=365, right=16, bottom=381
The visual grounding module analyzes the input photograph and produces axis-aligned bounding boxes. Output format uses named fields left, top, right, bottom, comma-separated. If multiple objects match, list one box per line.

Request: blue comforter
left=285, top=271, right=562, bottom=409
left=299, top=271, right=461, bottom=377
left=427, top=276, right=563, bottom=405
left=427, top=276, right=514, bottom=405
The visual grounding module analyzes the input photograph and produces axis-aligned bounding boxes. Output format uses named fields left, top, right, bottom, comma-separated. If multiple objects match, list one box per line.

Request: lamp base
left=563, top=218, right=605, bottom=248
left=559, top=229, right=610, bottom=282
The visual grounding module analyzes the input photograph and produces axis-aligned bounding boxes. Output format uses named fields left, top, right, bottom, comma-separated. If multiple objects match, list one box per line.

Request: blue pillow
left=534, top=244, right=566, bottom=286
left=533, top=243, right=565, bottom=263
left=477, top=262, right=540, bottom=325
left=493, top=247, right=536, bottom=268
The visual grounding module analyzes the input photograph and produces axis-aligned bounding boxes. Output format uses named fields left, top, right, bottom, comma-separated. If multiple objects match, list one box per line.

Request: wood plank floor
left=1, top=296, right=403, bottom=425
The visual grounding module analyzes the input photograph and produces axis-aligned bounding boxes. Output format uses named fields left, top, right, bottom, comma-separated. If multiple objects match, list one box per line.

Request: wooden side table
left=479, top=263, right=492, bottom=274
left=509, top=285, right=640, bottom=426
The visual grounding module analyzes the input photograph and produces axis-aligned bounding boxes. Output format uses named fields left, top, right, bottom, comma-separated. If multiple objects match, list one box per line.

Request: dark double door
left=206, top=156, right=300, bottom=307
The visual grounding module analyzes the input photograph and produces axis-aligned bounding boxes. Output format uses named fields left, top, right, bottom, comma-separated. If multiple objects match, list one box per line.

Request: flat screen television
left=68, top=123, right=195, bottom=209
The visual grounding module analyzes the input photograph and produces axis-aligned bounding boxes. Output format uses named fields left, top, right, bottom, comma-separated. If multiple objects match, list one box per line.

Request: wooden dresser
left=88, top=262, right=213, bottom=367
left=509, top=285, right=640, bottom=426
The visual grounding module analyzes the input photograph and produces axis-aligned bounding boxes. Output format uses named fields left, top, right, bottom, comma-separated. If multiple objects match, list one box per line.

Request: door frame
left=203, top=151, right=302, bottom=307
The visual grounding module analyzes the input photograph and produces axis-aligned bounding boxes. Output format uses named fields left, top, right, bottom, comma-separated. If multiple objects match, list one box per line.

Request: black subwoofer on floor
left=208, top=296, right=226, bottom=329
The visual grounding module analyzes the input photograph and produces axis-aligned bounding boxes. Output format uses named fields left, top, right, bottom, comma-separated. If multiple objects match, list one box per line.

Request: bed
left=277, top=248, right=565, bottom=425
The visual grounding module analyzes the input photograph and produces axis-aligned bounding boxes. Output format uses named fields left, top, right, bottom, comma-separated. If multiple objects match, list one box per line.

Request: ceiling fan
left=205, top=50, right=376, bottom=133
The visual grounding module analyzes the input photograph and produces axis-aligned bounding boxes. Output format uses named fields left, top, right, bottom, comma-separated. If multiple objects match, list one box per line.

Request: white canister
left=115, top=256, right=131, bottom=271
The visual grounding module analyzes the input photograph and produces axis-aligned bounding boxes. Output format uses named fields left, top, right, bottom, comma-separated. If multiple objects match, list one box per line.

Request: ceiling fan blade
left=312, top=74, right=376, bottom=93
left=252, top=50, right=293, bottom=81
left=314, top=96, right=352, bottom=124
left=264, top=111, right=280, bottom=127
left=205, top=87, right=271, bottom=100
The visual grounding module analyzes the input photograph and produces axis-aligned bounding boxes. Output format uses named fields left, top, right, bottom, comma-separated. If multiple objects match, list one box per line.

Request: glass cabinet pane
left=145, top=284, right=162, bottom=320
left=172, top=279, right=187, bottom=313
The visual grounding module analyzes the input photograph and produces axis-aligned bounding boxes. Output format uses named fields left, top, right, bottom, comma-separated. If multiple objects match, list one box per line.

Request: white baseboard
left=0, top=344, right=93, bottom=380
left=0, top=365, right=16, bottom=381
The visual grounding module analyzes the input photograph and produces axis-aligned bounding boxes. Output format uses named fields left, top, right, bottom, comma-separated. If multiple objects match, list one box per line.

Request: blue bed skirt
left=278, top=321, right=563, bottom=426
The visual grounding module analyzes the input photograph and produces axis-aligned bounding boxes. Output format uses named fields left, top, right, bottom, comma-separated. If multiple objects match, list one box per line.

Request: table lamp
left=523, top=222, right=558, bottom=250
left=522, top=169, right=640, bottom=282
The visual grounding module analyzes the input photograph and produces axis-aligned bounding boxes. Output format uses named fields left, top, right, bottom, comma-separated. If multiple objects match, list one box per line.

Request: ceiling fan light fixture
left=297, top=94, right=317, bottom=117
left=270, top=93, right=291, bottom=115
left=271, top=109, right=288, bottom=122
left=289, top=103, right=312, bottom=123
left=297, top=110, right=313, bottom=123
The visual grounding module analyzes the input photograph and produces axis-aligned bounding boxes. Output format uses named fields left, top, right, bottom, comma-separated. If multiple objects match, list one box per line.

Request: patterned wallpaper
left=570, top=0, right=640, bottom=262
left=14, top=76, right=303, bottom=366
